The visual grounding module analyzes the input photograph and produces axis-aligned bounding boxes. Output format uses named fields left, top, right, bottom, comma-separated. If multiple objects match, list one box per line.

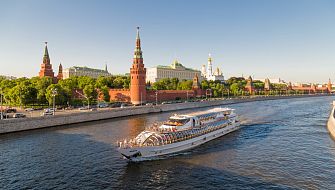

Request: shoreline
left=0, top=94, right=333, bottom=135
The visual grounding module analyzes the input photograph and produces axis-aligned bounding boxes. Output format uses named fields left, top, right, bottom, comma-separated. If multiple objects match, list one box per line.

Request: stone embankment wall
left=0, top=95, right=331, bottom=134
left=327, top=104, right=335, bottom=139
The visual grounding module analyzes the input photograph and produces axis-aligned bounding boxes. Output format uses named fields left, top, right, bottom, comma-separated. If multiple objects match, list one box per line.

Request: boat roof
left=171, top=107, right=234, bottom=118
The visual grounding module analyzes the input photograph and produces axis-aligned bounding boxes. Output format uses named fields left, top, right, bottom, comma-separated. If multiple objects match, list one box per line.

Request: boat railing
left=117, top=119, right=232, bottom=149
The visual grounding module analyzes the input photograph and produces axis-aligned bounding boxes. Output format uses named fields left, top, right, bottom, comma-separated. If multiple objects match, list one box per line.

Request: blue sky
left=0, top=0, right=334, bottom=83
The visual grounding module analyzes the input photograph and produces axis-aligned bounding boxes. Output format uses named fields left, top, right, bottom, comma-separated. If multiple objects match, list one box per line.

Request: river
left=1, top=96, right=335, bottom=189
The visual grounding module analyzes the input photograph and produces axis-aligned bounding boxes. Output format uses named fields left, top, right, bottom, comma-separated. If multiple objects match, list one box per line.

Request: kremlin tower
left=38, top=42, right=62, bottom=83
left=39, top=42, right=55, bottom=79
left=57, top=63, right=63, bottom=81
left=130, top=27, right=147, bottom=105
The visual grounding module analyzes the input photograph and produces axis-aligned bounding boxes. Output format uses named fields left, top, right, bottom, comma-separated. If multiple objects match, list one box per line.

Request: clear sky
left=0, top=0, right=334, bottom=83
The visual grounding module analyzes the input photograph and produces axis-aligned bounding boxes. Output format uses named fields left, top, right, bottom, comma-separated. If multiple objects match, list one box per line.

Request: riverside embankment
left=327, top=102, right=335, bottom=139
left=0, top=94, right=332, bottom=134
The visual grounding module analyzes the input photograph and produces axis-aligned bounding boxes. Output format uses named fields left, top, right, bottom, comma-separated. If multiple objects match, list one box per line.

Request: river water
left=1, top=96, right=335, bottom=189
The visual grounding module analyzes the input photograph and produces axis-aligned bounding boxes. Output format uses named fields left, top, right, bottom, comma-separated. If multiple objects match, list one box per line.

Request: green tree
left=201, top=80, right=209, bottom=90
left=177, top=80, right=193, bottom=90
left=83, top=84, right=98, bottom=103
left=32, top=77, right=53, bottom=104
left=96, top=76, right=109, bottom=89
left=77, top=76, right=95, bottom=89
left=230, top=83, right=241, bottom=95
left=45, top=84, right=67, bottom=106
left=100, top=86, right=110, bottom=102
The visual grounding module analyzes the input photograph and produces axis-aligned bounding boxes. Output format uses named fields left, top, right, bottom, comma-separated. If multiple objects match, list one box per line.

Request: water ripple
left=1, top=96, right=335, bottom=189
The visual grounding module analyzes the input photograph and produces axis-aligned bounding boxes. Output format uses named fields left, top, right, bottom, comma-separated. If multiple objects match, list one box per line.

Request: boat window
left=164, top=118, right=190, bottom=126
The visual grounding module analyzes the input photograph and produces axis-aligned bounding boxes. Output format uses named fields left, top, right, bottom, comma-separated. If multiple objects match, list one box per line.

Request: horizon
left=1, top=0, right=334, bottom=83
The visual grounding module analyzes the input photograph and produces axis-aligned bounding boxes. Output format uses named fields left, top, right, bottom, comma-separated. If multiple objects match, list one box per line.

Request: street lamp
left=51, top=88, right=58, bottom=116
left=206, top=89, right=211, bottom=100
left=155, top=90, right=158, bottom=105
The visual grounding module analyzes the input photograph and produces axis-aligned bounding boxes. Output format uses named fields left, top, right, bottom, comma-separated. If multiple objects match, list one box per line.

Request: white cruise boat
left=117, top=107, right=240, bottom=161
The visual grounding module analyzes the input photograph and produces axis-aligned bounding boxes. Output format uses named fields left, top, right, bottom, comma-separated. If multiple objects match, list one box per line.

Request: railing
left=117, top=119, right=232, bottom=149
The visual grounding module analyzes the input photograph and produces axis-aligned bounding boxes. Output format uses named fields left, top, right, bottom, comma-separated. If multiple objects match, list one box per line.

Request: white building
left=201, top=54, right=224, bottom=82
left=146, top=60, right=202, bottom=83
left=255, top=78, right=286, bottom=84
left=63, top=65, right=111, bottom=79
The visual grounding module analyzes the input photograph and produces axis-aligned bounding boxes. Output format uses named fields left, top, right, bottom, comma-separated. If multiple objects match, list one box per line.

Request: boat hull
left=118, top=121, right=240, bottom=161
left=327, top=105, right=335, bottom=140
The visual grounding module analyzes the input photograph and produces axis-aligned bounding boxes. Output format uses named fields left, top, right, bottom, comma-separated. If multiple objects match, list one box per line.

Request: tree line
left=0, top=75, right=130, bottom=107
left=0, top=74, right=292, bottom=108
left=150, top=77, right=289, bottom=97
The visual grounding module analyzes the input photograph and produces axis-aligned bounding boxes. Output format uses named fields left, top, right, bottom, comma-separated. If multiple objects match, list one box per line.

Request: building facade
left=201, top=54, right=224, bottom=82
left=62, top=66, right=111, bottom=79
left=146, top=60, right=202, bottom=83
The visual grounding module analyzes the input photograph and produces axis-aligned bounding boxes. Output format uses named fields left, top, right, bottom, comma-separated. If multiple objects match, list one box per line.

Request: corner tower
left=39, top=42, right=55, bottom=79
left=130, top=27, right=146, bottom=105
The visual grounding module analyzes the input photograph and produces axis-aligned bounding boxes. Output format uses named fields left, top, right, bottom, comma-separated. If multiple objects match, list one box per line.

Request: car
left=97, top=103, right=109, bottom=108
left=120, top=103, right=128, bottom=108
left=78, top=106, right=89, bottom=110
left=13, top=113, right=26, bottom=118
left=25, top=108, right=34, bottom=112
left=44, top=108, right=56, bottom=112
left=145, top=103, right=153, bottom=106
left=110, top=102, right=122, bottom=108
left=6, top=108, right=17, bottom=113
left=65, top=106, right=74, bottom=110
left=41, top=111, right=53, bottom=116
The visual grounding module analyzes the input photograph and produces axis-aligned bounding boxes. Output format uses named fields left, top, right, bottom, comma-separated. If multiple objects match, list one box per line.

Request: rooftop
left=67, top=66, right=109, bottom=73
left=155, top=60, right=199, bottom=72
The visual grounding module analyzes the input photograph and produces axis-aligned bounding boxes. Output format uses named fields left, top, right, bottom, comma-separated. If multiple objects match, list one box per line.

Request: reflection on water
left=1, top=96, right=335, bottom=189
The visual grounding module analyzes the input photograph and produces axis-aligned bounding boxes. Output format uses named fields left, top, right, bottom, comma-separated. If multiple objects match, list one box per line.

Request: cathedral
left=201, top=54, right=224, bottom=82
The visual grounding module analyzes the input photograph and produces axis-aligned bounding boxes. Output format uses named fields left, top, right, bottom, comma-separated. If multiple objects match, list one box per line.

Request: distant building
left=255, top=78, right=286, bottom=84
left=0, top=75, right=16, bottom=80
left=146, top=59, right=202, bottom=83
left=201, top=54, right=224, bottom=82
left=63, top=65, right=111, bottom=79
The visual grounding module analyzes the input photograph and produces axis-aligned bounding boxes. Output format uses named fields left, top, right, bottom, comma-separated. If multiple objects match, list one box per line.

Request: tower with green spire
left=130, top=27, right=147, bottom=105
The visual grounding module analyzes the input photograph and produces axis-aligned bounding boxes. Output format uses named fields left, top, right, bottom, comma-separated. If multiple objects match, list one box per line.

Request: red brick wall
left=109, top=89, right=131, bottom=102
left=109, top=89, right=206, bottom=103
left=146, top=90, right=197, bottom=102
